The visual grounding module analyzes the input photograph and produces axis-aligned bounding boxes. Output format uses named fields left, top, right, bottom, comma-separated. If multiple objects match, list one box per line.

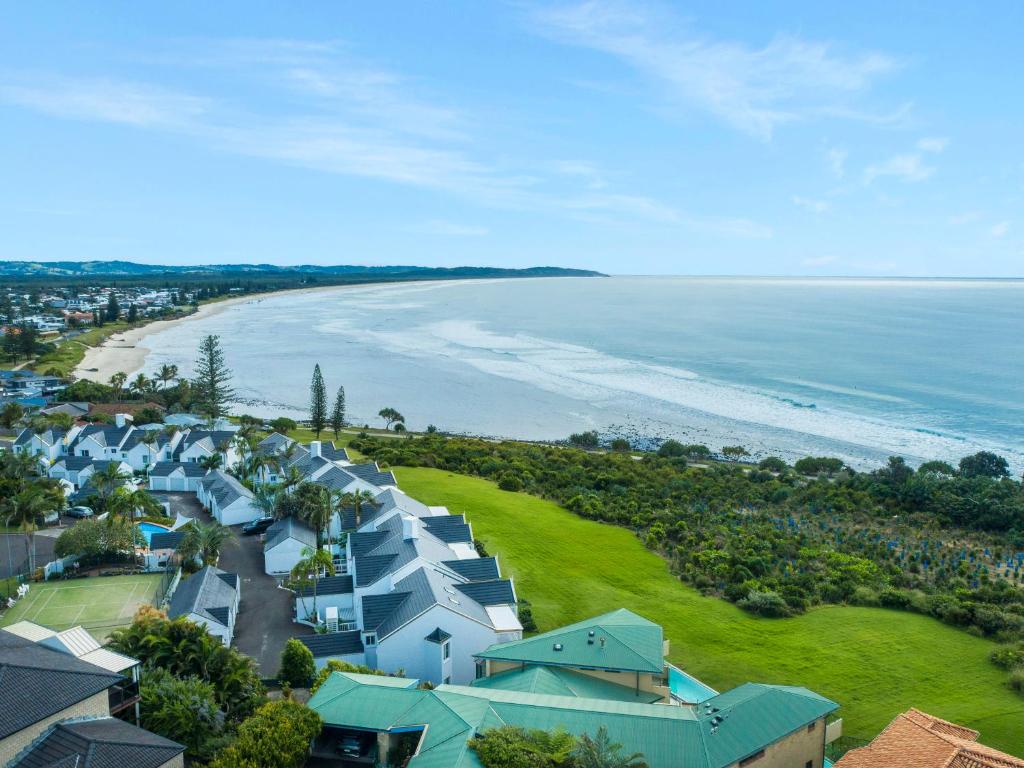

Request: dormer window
left=364, top=633, right=377, bottom=647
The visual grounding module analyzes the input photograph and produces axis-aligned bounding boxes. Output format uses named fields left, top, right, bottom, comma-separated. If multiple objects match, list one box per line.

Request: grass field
left=0, top=574, right=160, bottom=641
left=395, top=467, right=1024, bottom=755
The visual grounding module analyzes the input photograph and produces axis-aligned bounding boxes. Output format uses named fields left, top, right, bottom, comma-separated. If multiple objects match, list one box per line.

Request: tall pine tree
left=193, top=335, right=235, bottom=419
left=309, top=364, right=327, bottom=438
left=330, top=386, right=345, bottom=439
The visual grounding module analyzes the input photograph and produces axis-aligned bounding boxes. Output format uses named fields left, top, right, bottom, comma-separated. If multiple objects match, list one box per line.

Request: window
left=475, top=661, right=486, bottom=679
left=805, top=761, right=813, bottom=768
left=738, top=751, right=764, bottom=767
left=807, top=721, right=816, bottom=732
left=443, top=676, right=451, bottom=685
left=442, top=641, right=450, bottom=660
left=364, top=633, right=377, bottom=647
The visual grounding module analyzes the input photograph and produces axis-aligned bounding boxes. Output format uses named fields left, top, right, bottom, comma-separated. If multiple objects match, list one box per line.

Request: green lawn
left=0, top=574, right=160, bottom=641
left=396, top=467, right=1024, bottom=755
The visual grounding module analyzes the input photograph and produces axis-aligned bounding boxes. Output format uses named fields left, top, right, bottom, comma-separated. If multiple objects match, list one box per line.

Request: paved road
left=184, top=498, right=311, bottom=678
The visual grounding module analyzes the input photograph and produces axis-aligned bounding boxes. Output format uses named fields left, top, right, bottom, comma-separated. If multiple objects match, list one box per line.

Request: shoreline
left=72, top=283, right=362, bottom=383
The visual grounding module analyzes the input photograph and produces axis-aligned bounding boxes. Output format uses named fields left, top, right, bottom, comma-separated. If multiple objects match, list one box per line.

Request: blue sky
left=1, top=1, right=1021, bottom=276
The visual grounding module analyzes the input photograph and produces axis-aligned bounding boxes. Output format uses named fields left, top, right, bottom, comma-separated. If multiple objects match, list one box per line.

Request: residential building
left=167, top=565, right=241, bottom=646
left=835, top=708, right=1024, bottom=768
left=264, top=516, right=318, bottom=576
left=174, top=429, right=238, bottom=467
left=196, top=469, right=259, bottom=525
left=147, top=461, right=209, bottom=492
left=7, top=716, right=184, bottom=768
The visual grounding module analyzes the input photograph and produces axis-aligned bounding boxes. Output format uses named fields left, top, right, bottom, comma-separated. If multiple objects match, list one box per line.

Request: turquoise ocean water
left=138, top=277, right=1024, bottom=471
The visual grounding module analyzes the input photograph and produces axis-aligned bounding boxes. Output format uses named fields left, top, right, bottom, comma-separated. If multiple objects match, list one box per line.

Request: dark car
left=337, top=736, right=367, bottom=758
left=241, top=516, right=274, bottom=535
left=66, top=506, right=94, bottom=519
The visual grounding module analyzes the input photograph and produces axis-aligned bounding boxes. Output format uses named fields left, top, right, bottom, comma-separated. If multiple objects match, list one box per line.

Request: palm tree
left=301, top=485, right=335, bottom=546
left=109, top=371, right=127, bottom=400
left=157, top=363, right=178, bottom=390
left=571, top=727, right=647, bottom=768
left=252, top=484, right=279, bottom=519
left=290, top=547, right=335, bottom=624
left=90, top=462, right=131, bottom=509
left=199, top=453, right=223, bottom=471
left=338, top=489, right=377, bottom=530
left=109, top=486, right=164, bottom=521
left=4, top=485, right=59, bottom=573
left=180, top=521, right=233, bottom=566
left=130, top=373, right=151, bottom=397
left=280, top=465, right=303, bottom=493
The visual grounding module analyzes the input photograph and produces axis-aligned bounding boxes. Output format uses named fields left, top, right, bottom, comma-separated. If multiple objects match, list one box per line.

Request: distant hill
left=0, top=260, right=604, bottom=279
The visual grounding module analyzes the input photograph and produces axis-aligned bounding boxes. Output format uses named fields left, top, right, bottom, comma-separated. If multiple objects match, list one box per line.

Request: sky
left=1, top=1, right=1022, bottom=276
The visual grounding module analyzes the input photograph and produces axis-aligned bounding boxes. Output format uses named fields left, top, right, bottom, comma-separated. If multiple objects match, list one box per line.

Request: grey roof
left=200, top=470, right=253, bottom=507
left=0, top=632, right=123, bottom=740
left=121, top=429, right=172, bottom=452
left=314, top=465, right=363, bottom=493
left=298, top=630, right=364, bottom=658
left=39, top=402, right=89, bottom=418
left=424, top=627, right=452, bottom=644
left=264, top=516, right=317, bottom=552
left=53, top=455, right=96, bottom=471
left=167, top=566, right=238, bottom=628
left=74, top=424, right=132, bottom=449
left=256, top=432, right=293, bottom=456
left=10, top=717, right=184, bottom=768
left=454, top=579, right=517, bottom=606
left=16, top=427, right=67, bottom=447
left=350, top=514, right=457, bottom=588
left=149, top=530, right=185, bottom=550
left=294, top=574, right=353, bottom=597
left=421, top=514, right=473, bottom=544
left=442, top=557, right=500, bottom=582
left=14, top=428, right=33, bottom=446
left=360, top=565, right=495, bottom=641
left=320, top=442, right=350, bottom=462
left=149, top=461, right=208, bottom=478
left=175, top=430, right=235, bottom=457
left=344, top=462, right=397, bottom=486
left=287, top=452, right=332, bottom=479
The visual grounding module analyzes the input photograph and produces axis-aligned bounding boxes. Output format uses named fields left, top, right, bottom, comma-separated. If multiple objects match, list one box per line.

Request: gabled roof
left=421, top=514, right=473, bottom=544
left=345, top=462, right=397, bottom=487
left=167, top=565, right=238, bottom=628
left=442, top=557, right=500, bottom=582
left=264, top=516, right=317, bottom=551
left=53, top=455, right=97, bottom=471
left=74, top=424, right=132, bottom=449
left=835, top=708, right=1024, bottom=768
left=149, top=461, right=208, bottom=478
left=424, top=627, right=452, bottom=644
left=256, top=431, right=293, bottom=455
left=350, top=514, right=457, bottom=588
left=176, top=430, right=235, bottom=455
left=453, top=579, right=516, bottom=606
left=314, top=464, right=363, bottom=493
left=294, top=574, right=353, bottom=597
left=0, top=632, right=123, bottom=740
left=298, top=630, right=364, bottom=658
left=309, top=672, right=838, bottom=768
left=472, top=665, right=663, bottom=704
left=9, top=716, right=184, bottom=768
left=320, top=441, right=350, bottom=462
left=475, top=608, right=665, bottom=674
left=200, top=469, right=253, bottom=507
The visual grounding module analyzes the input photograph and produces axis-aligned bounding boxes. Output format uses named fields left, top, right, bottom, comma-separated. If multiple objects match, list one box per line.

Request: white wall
left=215, top=497, right=260, bottom=526
left=295, top=592, right=355, bottom=624
left=188, top=612, right=232, bottom=646
left=374, top=605, right=502, bottom=685
left=265, top=538, right=308, bottom=576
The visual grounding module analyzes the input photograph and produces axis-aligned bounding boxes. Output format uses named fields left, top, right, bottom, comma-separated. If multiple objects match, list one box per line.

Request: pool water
left=137, top=522, right=171, bottom=546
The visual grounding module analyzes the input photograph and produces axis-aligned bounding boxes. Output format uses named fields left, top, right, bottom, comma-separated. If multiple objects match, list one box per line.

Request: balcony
left=108, top=679, right=140, bottom=713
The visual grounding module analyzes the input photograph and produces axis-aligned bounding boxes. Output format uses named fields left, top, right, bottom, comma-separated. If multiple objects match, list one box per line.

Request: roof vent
left=553, top=643, right=563, bottom=652
left=588, top=630, right=596, bottom=645
left=599, top=637, right=606, bottom=648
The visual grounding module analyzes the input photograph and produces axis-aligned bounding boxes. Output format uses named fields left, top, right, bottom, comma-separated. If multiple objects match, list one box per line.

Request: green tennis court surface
left=0, top=574, right=160, bottom=640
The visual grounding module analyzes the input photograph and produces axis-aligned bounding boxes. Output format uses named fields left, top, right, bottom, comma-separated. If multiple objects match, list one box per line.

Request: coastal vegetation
left=394, top=465, right=1024, bottom=753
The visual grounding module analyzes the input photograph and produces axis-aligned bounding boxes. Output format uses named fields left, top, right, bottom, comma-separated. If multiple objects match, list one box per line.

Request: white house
left=297, top=630, right=366, bottom=671
left=13, top=425, right=79, bottom=465
left=70, top=419, right=135, bottom=462
left=197, top=470, right=260, bottom=526
left=51, top=458, right=134, bottom=495
left=294, top=574, right=356, bottom=627
left=120, top=429, right=182, bottom=471
left=174, top=430, right=238, bottom=468
left=264, top=516, right=317, bottom=577
left=167, top=566, right=240, bottom=646
left=148, top=462, right=209, bottom=492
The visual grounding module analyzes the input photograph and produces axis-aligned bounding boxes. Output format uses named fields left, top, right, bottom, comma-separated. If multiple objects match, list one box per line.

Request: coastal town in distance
left=2, top=3, right=1024, bottom=768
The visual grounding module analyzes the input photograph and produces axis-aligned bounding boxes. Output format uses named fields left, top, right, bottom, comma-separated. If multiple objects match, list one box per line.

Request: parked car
left=66, top=506, right=94, bottom=519
left=241, top=517, right=274, bottom=535
left=337, top=736, right=368, bottom=758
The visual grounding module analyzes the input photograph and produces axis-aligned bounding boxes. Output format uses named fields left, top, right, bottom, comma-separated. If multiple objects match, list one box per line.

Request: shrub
left=610, top=438, right=631, bottom=452
left=1009, top=669, right=1024, bottom=695
left=139, top=668, right=224, bottom=760
left=568, top=431, right=600, bottom=449
left=794, top=456, right=845, bottom=475
left=737, top=590, right=790, bottom=618
left=850, top=586, right=880, bottom=607
left=657, top=439, right=686, bottom=458
left=469, top=726, right=576, bottom=768
left=310, top=659, right=388, bottom=694
left=758, top=456, right=788, bottom=473
left=207, top=700, right=322, bottom=768
left=271, top=417, right=297, bottom=434
left=990, top=643, right=1024, bottom=670
left=279, top=638, right=316, bottom=687
left=518, top=603, right=538, bottom=633
left=878, top=588, right=912, bottom=610
left=498, top=472, right=524, bottom=492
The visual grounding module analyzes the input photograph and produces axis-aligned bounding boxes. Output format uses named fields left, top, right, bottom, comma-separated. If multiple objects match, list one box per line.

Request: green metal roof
left=475, top=608, right=665, bottom=674
left=471, top=665, right=663, bottom=704
left=308, top=672, right=839, bottom=768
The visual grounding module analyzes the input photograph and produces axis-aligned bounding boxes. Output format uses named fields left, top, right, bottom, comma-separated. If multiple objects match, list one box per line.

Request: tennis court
left=0, top=574, right=161, bottom=640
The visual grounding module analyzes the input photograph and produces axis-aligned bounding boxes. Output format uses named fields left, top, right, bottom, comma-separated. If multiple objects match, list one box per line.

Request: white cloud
left=420, top=220, right=489, bottom=237
left=991, top=220, right=1010, bottom=238
left=802, top=255, right=838, bottom=267
left=948, top=211, right=982, bottom=225
left=825, top=147, right=848, bottom=179
left=863, top=153, right=934, bottom=184
left=792, top=195, right=830, bottom=213
left=917, top=136, right=949, bottom=153
left=553, top=161, right=608, bottom=189
left=532, top=0, right=900, bottom=140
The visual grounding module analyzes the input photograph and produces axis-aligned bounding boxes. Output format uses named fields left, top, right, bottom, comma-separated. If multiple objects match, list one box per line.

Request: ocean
left=136, top=276, right=1024, bottom=472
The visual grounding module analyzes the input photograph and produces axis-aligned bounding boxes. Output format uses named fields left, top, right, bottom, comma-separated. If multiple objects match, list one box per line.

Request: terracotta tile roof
left=836, top=709, right=1024, bottom=768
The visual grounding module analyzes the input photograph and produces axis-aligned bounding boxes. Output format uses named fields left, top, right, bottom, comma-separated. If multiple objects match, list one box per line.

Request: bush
left=310, top=659, right=388, bottom=694
left=271, top=417, right=297, bottom=434
left=498, top=472, right=524, bottom=492
left=878, top=588, right=912, bottom=610
left=139, top=668, right=224, bottom=760
left=469, top=726, right=576, bottom=768
left=737, top=590, right=790, bottom=618
left=610, top=438, right=631, bottom=452
left=207, top=700, right=322, bottom=768
left=568, top=431, right=599, bottom=449
left=279, top=638, right=316, bottom=687
left=990, top=643, right=1024, bottom=670
left=794, top=456, right=845, bottom=475
left=657, top=439, right=686, bottom=458
left=1009, top=669, right=1024, bottom=695
left=518, top=603, right=538, bottom=633
left=135, top=406, right=165, bottom=424
left=758, top=456, right=788, bottom=473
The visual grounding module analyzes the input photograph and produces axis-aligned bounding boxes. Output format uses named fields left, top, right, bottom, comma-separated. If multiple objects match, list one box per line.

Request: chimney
left=309, top=440, right=321, bottom=458
left=402, top=515, right=419, bottom=541
left=115, top=413, right=133, bottom=428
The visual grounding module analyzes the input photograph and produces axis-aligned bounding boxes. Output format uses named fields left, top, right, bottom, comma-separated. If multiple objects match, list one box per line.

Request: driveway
left=187, top=503, right=312, bottom=678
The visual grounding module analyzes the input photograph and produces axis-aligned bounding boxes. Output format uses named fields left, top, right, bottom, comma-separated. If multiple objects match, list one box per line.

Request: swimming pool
left=137, top=522, right=171, bottom=546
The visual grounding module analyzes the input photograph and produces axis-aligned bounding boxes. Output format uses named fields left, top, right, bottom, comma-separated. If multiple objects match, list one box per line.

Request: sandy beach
left=72, top=284, right=356, bottom=383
